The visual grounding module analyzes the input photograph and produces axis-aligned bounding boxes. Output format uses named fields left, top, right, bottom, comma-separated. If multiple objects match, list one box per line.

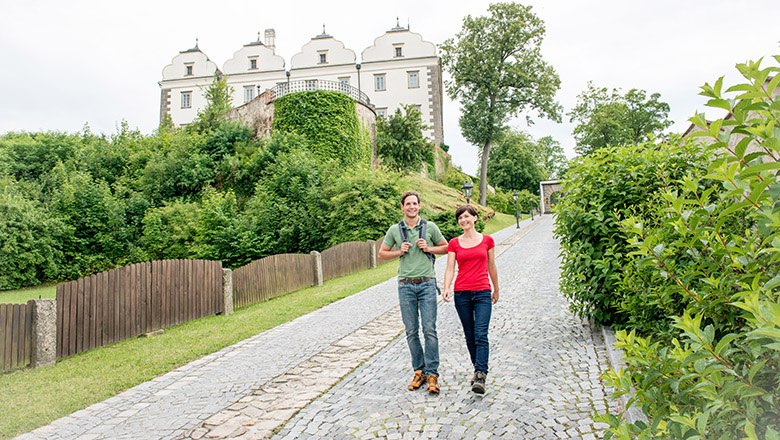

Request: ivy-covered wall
left=272, top=91, right=370, bottom=167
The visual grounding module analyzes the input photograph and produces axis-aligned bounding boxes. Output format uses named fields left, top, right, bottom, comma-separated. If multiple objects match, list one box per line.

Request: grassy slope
left=0, top=175, right=518, bottom=438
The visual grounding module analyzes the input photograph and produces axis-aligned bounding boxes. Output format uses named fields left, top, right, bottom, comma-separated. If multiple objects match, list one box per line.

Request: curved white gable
left=161, top=50, right=219, bottom=80
left=223, top=43, right=285, bottom=74
left=362, top=29, right=436, bottom=62
left=290, top=35, right=356, bottom=69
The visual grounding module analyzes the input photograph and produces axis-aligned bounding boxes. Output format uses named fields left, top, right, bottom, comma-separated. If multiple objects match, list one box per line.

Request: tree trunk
left=479, top=141, right=491, bottom=206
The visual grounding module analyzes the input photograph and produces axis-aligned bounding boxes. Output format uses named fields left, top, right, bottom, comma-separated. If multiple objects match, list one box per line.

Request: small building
left=539, top=180, right=563, bottom=214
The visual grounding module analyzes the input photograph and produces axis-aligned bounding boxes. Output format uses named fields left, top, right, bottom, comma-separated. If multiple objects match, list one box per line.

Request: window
left=249, top=58, right=257, bottom=70
left=318, top=51, right=327, bottom=64
left=374, top=74, right=386, bottom=91
left=376, top=108, right=387, bottom=117
left=407, top=71, right=419, bottom=89
left=244, top=86, right=255, bottom=103
left=185, top=64, right=193, bottom=76
left=394, top=46, right=403, bottom=57
left=181, top=91, right=192, bottom=109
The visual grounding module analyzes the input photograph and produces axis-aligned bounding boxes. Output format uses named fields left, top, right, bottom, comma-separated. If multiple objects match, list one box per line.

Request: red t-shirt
left=447, top=234, right=495, bottom=291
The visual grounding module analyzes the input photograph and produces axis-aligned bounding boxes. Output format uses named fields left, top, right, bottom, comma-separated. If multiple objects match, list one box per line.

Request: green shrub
left=596, top=57, right=780, bottom=439
left=555, top=140, right=707, bottom=325
left=323, top=168, right=400, bottom=245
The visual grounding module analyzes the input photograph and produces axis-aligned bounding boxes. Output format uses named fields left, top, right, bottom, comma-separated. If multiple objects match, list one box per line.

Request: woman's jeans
left=454, top=290, right=492, bottom=373
left=398, top=279, right=439, bottom=376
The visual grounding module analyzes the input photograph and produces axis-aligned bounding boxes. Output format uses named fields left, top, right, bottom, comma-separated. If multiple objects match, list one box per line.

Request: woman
left=443, top=205, right=499, bottom=394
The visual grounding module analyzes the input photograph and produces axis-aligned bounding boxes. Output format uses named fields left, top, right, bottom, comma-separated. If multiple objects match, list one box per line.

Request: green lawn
left=0, top=216, right=516, bottom=439
left=0, top=284, right=57, bottom=305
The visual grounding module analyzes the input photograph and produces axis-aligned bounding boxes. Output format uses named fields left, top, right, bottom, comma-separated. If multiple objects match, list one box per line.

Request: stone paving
left=273, top=215, right=618, bottom=439
left=16, top=215, right=619, bottom=440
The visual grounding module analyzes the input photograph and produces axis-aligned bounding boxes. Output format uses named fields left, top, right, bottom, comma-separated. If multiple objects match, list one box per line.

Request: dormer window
left=318, top=51, right=328, bottom=64
left=249, top=58, right=257, bottom=70
left=185, top=64, right=193, bottom=76
left=394, top=46, right=403, bottom=57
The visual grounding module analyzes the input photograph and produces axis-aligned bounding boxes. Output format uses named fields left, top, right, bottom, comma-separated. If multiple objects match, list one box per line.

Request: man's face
left=402, top=195, right=420, bottom=219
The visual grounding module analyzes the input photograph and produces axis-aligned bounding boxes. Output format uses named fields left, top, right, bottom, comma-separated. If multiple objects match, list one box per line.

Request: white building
left=159, top=23, right=444, bottom=145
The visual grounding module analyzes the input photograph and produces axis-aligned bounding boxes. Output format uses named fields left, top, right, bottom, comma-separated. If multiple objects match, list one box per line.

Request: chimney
left=264, top=29, right=276, bottom=52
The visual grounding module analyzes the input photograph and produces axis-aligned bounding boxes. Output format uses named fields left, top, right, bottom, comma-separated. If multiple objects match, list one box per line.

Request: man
left=379, top=191, right=448, bottom=394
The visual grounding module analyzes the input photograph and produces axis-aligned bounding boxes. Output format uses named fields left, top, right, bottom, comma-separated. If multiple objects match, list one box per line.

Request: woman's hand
left=443, top=288, right=453, bottom=302
left=492, top=288, right=500, bottom=304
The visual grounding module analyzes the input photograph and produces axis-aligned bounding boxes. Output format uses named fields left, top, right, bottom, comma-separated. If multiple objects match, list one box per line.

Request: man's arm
left=379, top=242, right=411, bottom=260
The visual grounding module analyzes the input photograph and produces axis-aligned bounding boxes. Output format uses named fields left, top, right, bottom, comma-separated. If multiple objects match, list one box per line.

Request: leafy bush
left=376, top=105, right=434, bottom=173
left=487, top=189, right=536, bottom=216
left=0, top=176, right=66, bottom=289
left=323, top=168, right=400, bottom=245
left=554, top=140, right=707, bottom=325
left=591, top=58, right=780, bottom=438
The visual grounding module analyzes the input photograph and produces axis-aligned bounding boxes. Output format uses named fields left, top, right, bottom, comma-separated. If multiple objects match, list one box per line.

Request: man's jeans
left=398, top=279, right=439, bottom=376
left=454, top=290, right=492, bottom=373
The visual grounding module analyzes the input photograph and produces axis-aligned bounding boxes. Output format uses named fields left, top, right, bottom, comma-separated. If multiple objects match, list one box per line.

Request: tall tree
left=188, top=73, right=234, bottom=134
left=487, top=130, right=544, bottom=193
left=533, top=135, right=567, bottom=179
left=376, top=105, right=433, bottom=172
left=441, top=2, right=562, bottom=205
left=569, top=82, right=672, bottom=156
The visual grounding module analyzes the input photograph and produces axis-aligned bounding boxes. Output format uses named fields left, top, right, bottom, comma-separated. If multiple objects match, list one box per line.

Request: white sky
left=1, top=0, right=778, bottom=175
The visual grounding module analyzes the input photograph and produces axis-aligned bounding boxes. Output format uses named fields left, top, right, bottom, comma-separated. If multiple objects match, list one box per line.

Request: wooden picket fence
left=322, top=241, right=375, bottom=281
left=0, top=302, right=33, bottom=371
left=56, top=259, right=223, bottom=358
left=233, top=254, right=316, bottom=309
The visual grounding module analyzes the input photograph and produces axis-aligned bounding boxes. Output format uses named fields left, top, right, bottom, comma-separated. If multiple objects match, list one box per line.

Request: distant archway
left=539, top=180, right=563, bottom=214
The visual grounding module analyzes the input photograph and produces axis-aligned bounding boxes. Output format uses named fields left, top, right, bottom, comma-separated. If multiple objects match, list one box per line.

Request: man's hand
left=416, top=238, right=428, bottom=252
left=400, top=241, right=412, bottom=254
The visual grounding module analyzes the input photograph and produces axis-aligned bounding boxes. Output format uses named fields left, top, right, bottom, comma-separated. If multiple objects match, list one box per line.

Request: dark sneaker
left=427, top=374, right=440, bottom=394
left=408, top=370, right=426, bottom=391
left=472, top=371, right=486, bottom=394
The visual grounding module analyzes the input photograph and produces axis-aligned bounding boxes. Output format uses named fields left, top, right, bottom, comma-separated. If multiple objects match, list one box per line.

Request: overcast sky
left=1, top=1, right=778, bottom=175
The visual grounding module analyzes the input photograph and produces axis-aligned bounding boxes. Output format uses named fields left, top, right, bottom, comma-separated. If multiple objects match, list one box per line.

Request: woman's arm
left=443, top=251, right=457, bottom=302
left=488, top=248, right=499, bottom=304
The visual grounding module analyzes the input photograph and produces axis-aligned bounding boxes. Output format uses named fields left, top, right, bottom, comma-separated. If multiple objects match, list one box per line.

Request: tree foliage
left=441, top=2, right=562, bottom=205
left=569, top=82, right=672, bottom=156
left=487, top=130, right=544, bottom=193
left=188, top=74, right=234, bottom=134
left=376, top=105, right=434, bottom=172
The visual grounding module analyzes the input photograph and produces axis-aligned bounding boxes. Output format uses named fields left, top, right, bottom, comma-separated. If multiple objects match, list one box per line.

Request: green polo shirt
left=383, top=218, right=445, bottom=279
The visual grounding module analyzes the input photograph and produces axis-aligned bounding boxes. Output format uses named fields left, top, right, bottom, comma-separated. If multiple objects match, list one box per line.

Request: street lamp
left=285, top=70, right=290, bottom=95
left=461, top=181, right=473, bottom=205
left=513, top=192, right=520, bottom=229
left=356, top=63, right=361, bottom=94
left=530, top=197, right=535, bottom=221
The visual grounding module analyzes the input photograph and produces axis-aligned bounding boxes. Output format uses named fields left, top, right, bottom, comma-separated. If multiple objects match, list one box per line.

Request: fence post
left=367, top=240, right=377, bottom=269
left=311, top=251, right=323, bottom=287
left=222, top=268, right=233, bottom=316
left=29, top=299, right=56, bottom=368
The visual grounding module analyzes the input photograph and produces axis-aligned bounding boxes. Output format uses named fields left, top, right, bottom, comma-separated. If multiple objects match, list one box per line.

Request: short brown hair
left=401, top=191, right=420, bottom=205
left=455, top=204, right=478, bottom=220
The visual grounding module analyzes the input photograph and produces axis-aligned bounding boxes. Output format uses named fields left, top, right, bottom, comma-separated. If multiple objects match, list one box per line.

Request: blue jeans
left=454, top=290, right=492, bottom=373
left=398, top=279, right=439, bottom=376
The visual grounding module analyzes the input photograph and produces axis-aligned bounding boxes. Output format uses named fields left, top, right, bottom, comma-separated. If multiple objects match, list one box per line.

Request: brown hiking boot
left=472, top=371, right=486, bottom=394
left=427, top=374, right=440, bottom=394
left=408, top=370, right=426, bottom=391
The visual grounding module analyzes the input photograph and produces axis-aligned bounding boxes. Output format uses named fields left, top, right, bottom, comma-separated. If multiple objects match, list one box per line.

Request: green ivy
left=272, top=91, right=369, bottom=167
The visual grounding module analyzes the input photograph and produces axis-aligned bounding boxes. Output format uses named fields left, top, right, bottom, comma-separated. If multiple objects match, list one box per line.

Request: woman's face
left=457, top=211, right=477, bottom=230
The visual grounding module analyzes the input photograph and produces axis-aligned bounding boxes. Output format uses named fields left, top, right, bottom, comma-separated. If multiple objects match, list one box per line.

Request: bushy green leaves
left=272, top=91, right=369, bottom=167
left=564, top=57, right=780, bottom=438
left=376, top=105, right=433, bottom=172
